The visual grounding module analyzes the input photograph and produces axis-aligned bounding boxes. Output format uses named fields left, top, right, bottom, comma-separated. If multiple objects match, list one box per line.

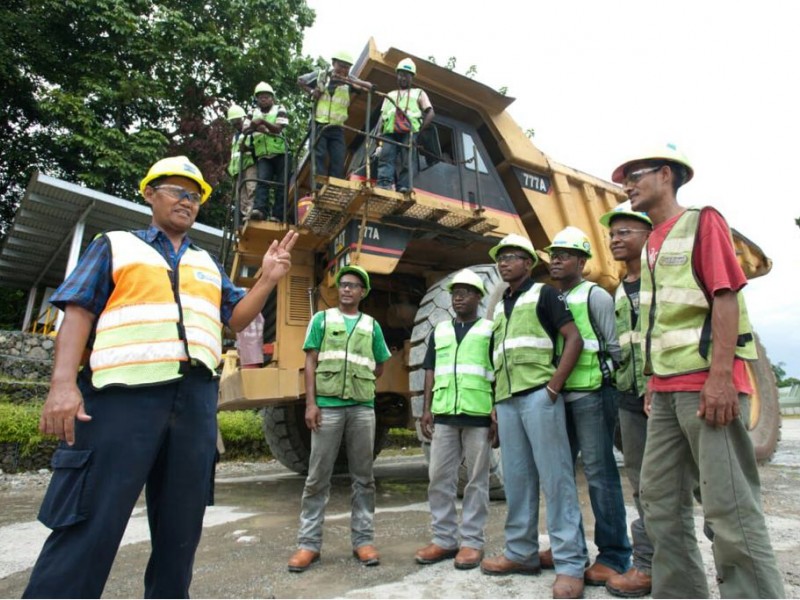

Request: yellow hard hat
left=396, top=58, right=417, bottom=75
left=227, top=104, right=246, bottom=121
left=332, top=50, right=354, bottom=65
left=611, top=143, right=694, bottom=185
left=139, top=156, right=212, bottom=204
left=335, top=265, right=371, bottom=296
left=545, top=226, right=593, bottom=258
left=446, top=269, right=486, bottom=296
left=599, top=200, right=653, bottom=228
left=488, top=233, right=538, bottom=267
left=254, top=81, right=275, bottom=96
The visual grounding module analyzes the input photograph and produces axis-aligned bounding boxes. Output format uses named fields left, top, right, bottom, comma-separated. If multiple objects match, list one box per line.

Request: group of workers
left=226, top=52, right=434, bottom=222
left=18, top=51, right=784, bottom=600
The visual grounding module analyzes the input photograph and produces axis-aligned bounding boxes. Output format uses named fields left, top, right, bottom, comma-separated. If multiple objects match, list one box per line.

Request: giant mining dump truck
left=218, top=39, right=780, bottom=488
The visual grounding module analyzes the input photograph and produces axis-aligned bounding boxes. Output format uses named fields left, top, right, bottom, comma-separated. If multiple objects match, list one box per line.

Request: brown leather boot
left=414, top=543, right=458, bottom=565
left=553, top=574, right=585, bottom=599
left=605, top=567, right=652, bottom=598
left=480, top=554, right=541, bottom=576
left=353, top=544, right=380, bottom=566
left=287, top=548, right=320, bottom=572
left=453, top=547, right=483, bottom=570
left=539, top=548, right=555, bottom=569
left=584, top=561, right=620, bottom=586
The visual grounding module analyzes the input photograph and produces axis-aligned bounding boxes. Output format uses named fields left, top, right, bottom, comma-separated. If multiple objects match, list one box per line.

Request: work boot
left=553, top=574, right=584, bottom=599
left=480, top=554, right=541, bottom=576
left=453, top=547, right=483, bottom=570
left=287, top=548, right=320, bottom=572
left=584, top=561, right=620, bottom=586
left=250, top=209, right=265, bottom=221
left=539, top=548, right=555, bottom=569
left=353, top=544, right=380, bottom=566
left=415, top=543, right=458, bottom=565
left=605, top=567, right=652, bottom=598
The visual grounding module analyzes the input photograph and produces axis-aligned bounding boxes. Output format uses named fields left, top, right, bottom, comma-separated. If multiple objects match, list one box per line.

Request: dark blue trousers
left=23, top=367, right=218, bottom=599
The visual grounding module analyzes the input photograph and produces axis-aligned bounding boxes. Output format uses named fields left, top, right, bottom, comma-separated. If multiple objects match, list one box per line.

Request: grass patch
left=0, top=401, right=46, bottom=455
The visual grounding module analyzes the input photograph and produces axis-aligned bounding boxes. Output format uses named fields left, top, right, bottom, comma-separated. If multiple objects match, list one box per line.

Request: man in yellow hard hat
left=544, top=226, right=631, bottom=587
left=23, top=156, right=298, bottom=598
left=249, top=82, right=289, bottom=221
left=415, top=269, right=496, bottom=571
left=297, top=51, right=374, bottom=180
left=598, top=203, right=654, bottom=598
left=479, top=233, right=588, bottom=600
left=226, top=104, right=258, bottom=220
left=376, top=57, right=434, bottom=193
left=288, top=265, right=391, bottom=572
left=612, top=144, right=785, bottom=598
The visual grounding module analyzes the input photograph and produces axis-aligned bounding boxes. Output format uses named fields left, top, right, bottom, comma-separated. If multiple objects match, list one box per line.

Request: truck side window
left=462, top=132, right=488, bottom=174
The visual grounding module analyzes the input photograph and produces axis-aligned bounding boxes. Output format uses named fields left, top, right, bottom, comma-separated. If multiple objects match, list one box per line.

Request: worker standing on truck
left=250, top=81, right=289, bottom=221
left=415, top=269, right=496, bottom=570
left=479, top=233, right=588, bottom=600
left=544, top=226, right=632, bottom=586
left=297, top=51, right=374, bottom=180
left=288, top=265, right=391, bottom=572
left=376, top=57, right=434, bottom=193
left=612, top=143, right=785, bottom=598
left=23, top=156, right=297, bottom=599
left=226, top=103, right=257, bottom=221
left=597, top=202, right=654, bottom=598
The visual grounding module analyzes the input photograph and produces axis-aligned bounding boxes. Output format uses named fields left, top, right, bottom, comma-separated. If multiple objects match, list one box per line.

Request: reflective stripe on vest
left=315, top=70, right=350, bottom=126
left=431, top=319, right=494, bottom=416
left=557, top=280, right=607, bottom=392
left=91, top=231, right=222, bottom=389
left=381, top=88, right=423, bottom=134
left=315, top=308, right=377, bottom=401
left=228, top=132, right=254, bottom=176
left=252, top=105, right=287, bottom=156
left=615, top=283, right=646, bottom=396
left=492, top=283, right=555, bottom=402
left=640, top=207, right=757, bottom=376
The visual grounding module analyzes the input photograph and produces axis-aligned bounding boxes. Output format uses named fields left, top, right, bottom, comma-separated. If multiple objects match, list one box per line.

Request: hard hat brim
left=336, top=266, right=371, bottom=296
left=598, top=209, right=653, bottom=228
left=488, top=243, right=539, bottom=267
left=139, top=170, right=212, bottom=204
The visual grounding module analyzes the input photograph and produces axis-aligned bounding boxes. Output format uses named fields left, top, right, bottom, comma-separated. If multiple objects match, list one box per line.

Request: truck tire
left=409, top=264, right=506, bottom=500
left=262, top=404, right=389, bottom=474
left=747, top=332, right=782, bottom=463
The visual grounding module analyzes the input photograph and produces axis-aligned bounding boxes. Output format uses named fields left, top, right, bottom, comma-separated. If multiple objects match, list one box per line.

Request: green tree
left=0, top=0, right=316, bottom=234
left=772, top=361, right=800, bottom=387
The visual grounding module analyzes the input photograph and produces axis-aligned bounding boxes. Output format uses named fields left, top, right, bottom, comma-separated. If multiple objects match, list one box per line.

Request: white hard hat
left=599, top=201, right=653, bottom=228
left=446, top=269, right=487, bottom=296
left=488, top=233, right=538, bottom=266
left=396, top=58, right=417, bottom=75
left=611, top=143, right=694, bottom=185
left=254, top=81, right=275, bottom=96
left=545, top=226, right=593, bottom=258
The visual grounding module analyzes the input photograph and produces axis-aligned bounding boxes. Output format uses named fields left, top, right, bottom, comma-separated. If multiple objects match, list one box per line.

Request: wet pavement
left=1, top=419, right=799, bottom=598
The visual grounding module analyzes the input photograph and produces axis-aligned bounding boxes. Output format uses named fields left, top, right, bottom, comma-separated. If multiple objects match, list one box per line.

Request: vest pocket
left=351, top=371, right=376, bottom=400
left=511, top=349, right=550, bottom=365
left=38, top=448, right=94, bottom=530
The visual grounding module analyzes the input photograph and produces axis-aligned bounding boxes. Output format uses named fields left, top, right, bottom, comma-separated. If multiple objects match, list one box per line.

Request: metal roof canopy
left=0, top=170, right=224, bottom=329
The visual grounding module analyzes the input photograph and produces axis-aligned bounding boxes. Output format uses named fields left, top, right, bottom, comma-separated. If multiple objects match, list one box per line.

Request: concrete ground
left=1, top=420, right=799, bottom=599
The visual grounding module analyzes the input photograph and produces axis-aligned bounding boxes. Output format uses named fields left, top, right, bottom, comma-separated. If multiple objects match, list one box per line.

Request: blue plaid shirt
left=50, top=226, right=246, bottom=326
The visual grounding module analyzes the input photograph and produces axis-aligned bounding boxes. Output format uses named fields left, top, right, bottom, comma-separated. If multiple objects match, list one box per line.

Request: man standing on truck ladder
left=598, top=202, right=655, bottom=598
left=544, top=226, right=632, bottom=586
left=612, top=143, right=785, bottom=598
left=479, top=233, right=588, bottom=600
left=287, top=265, right=392, bottom=572
left=376, top=57, right=434, bottom=193
left=415, top=268, right=497, bottom=570
left=23, top=156, right=298, bottom=599
left=297, top=51, right=374, bottom=181
left=250, top=81, right=289, bottom=221
left=226, top=103, right=257, bottom=221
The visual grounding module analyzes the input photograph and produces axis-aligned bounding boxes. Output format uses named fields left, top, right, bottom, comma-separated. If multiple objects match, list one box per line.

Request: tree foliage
left=0, top=0, right=316, bottom=233
left=772, top=361, right=800, bottom=388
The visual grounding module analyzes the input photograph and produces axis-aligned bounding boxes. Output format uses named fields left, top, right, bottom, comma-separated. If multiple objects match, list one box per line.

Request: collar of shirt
left=503, top=276, right=534, bottom=299
left=137, top=226, right=198, bottom=268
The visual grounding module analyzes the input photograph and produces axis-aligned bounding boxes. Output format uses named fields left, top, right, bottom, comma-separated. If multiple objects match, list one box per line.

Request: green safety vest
left=431, top=319, right=494, bottom=416
left=252, top=105, right=287, bottom=157
left=614, top=283, right=647, bottom=396
left=640, top=207, right=757, bottom=376
left=381, top=88, right=423, bottom=134
left=315, top=69, right=351, bottom=126
left=492, top=283, right=555, bottom=402
left=315, top=308, right=377, bottom=401
left=557, top=280, right=610, bottom=392
left=227, top=132, right=254, bottom=176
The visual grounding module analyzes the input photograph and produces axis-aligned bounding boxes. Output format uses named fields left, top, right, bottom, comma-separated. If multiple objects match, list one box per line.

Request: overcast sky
left=302, top=0, right=800, bottom=378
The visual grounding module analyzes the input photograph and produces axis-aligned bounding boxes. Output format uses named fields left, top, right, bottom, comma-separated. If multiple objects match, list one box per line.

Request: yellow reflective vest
left=252, top=105, right=287, bottom=157
left=90, top=231, right=222, bottom=389
left=381, top=88, right=423, bottom=134
left=315, top=308, right=377, bottom=401
left=314, top=69, right=351, bottom=126
left=615, top=282, right=646, bottom=396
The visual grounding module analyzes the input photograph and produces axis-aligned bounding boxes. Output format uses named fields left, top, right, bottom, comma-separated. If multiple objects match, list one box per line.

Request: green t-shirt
left=303, top=309, right=392, bottom=407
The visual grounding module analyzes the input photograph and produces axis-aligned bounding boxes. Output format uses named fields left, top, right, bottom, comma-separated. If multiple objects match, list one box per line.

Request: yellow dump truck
left=219, top=39, right=780, bottom=479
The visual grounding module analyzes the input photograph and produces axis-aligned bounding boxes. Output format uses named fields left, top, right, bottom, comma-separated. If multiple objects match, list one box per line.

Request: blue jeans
left=297, top=405, right=376, bottom=552
left=255, top=154, right=286, bottom=220
left=24, top=367, right=218, bottom=599
left=313, top=124, right=346, bottom=179
left=495, top=387, right=586, bottom=578
left=565, top=386, right=632, bottom=573
left=377, top=132, right=415, bottom=190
